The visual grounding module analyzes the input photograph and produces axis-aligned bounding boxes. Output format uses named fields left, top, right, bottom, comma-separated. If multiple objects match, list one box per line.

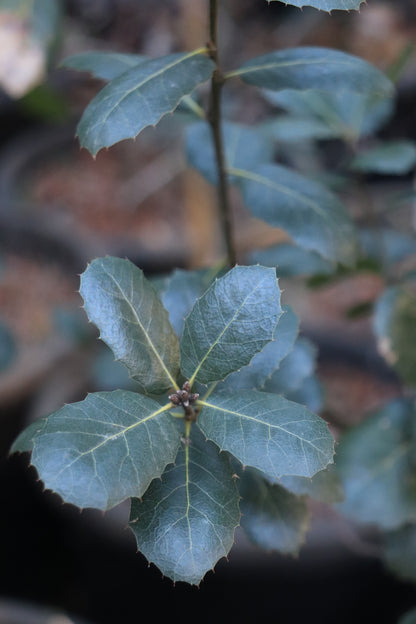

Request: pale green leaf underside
left=232, top=163, right=356, bottom=265
left=80, top=257, right=180, bottom=394
left=77, top=50, right=215, bottom=155
left=234, top=47, right=393, bottom=99
left=198, top=389, right=334, bottom=479
left=239, top=468, right=309, bottom=555
left=129, top=425, right=240, bottom=585
left=350, top=141, right=416, bottom=175
left=269, top=0, right=365, bottom=10
left=336, top=398, right=416, bottom=529
left=30, top=391, right=181, bottom=511
left=180, top=265, right=281, bottom=385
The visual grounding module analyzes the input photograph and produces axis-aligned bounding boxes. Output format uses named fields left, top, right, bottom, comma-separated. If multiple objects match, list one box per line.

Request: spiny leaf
left=77, top=49, right=215, bottom=155
left=80, top=257, right=180, bottom=395
left=232, top=47, right=394, bottom=99
left=239, top=468, right=309, bottom=555
left=29, top=391, right=181, bottom=511
left=198, top=389, right=334, bottom=479
left=232, top=163, right=357, bottom=265
left=129, top=424, right=240, bottom=585
left=180, top=265, right=282, bottom=385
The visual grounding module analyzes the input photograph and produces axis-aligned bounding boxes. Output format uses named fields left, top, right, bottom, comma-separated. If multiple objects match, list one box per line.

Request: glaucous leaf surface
left=383, top=525, right=416, bottom=584
left=129, top=425, right=240, bottom=585
left=350, top=141, right=416, bottom=175
left=268, top=0, right=365, bottom=10
left=11, top=417, right=48, bottom=454
left=180, top=265, right=281, bottom=385
left=263, top=89, right=394, bottom=141
left=233, top=48, right=393, bottom=100
left=198, top=389, right=334, bottom=479
left=232, top=163, right=357, bottom=265
left=264, top=337, right=317, bottom=394
left=359, top=228, right=416, bottom=267
left=61, top=51, right=147, bottom=81
left=263, top=115, right=337, bottom=143
left=283, top=374, right=324, bottom=414
left=80, top=257, right=180, bottom=395
left=158, top=268, right=214, bottom=337
left=336, top=399, right=416, bottom=529
left=30, top=391, right=181, bottom=511
left=279, top=465, right=344, bottom=504
left=185, top=121, right=274, bottom=185
left=222, top=304, right=299, bottom=391
left=77, top=50, right=215, bottom=155
left=239, top=468, right=309, bottom=555
left=249, top=243, right=334, bottom=277
left=373, top=286, right=416, bottom=387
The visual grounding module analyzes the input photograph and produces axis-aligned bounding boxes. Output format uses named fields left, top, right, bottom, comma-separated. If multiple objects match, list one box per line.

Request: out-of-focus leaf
left=0, top=320, right=16, bottom=371
left=383, top=524, right=416, bottom=584
left=264, top=337, right=317, bottom=394
left=279, top=465, right=344, bottom=504
left=351, top=141, right=416, bottom=175
left=232, top=163, right=357, bottom=266
left=61, top=51, right=148, bottom=82
left=398, top=608, right=416, bottom=624
left=186, top=121, right=274, bottom=186
left=233, top=48, right=393, bottom=100
left=239, top=468, right=309, bottom=555
left=359, top=228, right=416, bottom=267
left=249, top=242, right=334, bottom=277
left=129, top=425, right=240, bottom=585
left=336, top=398, right=416, bottom=529
left=263, top=115, right=337, bottom=143
left=268, top=0, right=365, bottom=10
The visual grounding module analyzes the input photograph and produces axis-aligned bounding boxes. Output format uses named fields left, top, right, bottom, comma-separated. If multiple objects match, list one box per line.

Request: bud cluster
left=169, top=381, right=199, bottom=408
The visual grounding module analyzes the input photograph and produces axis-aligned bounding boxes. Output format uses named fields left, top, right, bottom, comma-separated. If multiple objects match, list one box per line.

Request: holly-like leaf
left=77, top=49, right=215, bottom=155
left=80, top=257, right=180, bottom=395
left=180, top=265, right=282, bottom=385
left=264, top=336, right=317, bottom=394
left=268, top=0, right=364, bottom=11
left=185, top=121, right=274, bottom=186
left=239, top=468, right=309, bottom=555
left=198, top=389, right=334, bottom=479
left=231, top=47, right=393, bottom=99
left=350, top=140, right=416, bottom=175
left=222, top=304, right=299, bottom=391
left=231, top=163, right=357, bottom=265
left=336, top=398, right=416, bottom=529
left=129, top=425, right=240, bottom=585
left=28, top=390, right=181, bottom=511
left=61, top=51, right=148, bottom=82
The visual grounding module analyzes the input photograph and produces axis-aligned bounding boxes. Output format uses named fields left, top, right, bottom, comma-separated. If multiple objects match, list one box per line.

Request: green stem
left=208, top=0, right=237, bottom=267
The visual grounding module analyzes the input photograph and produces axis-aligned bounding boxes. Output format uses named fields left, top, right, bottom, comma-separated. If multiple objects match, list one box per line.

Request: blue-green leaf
left=336, top=398, right=416, bottom=529
left=129, top=425, right=240, bottom=585
left=61, top=51, right=148, bottom=82
left=77, top=49, right=214, bottom=155
left=80, top=257, right=180, bottom=395
left=279, top=465, right=344, bottom=504
left=239, top=468, right=309, bottom=555
left=180, top=265, right=282, bottom=385
left=198, top=389, right=334, bottom=479
left=28, top=391, right=181, bottom=511
left=232, top=48, right=393, bottom=99
left=264, top=337, right=317, bottom=394
left=233, top=163, right=356, bottom=265
left=350, top=141, right=416, bottom=175
left=249, top=242, right=334, bottom=277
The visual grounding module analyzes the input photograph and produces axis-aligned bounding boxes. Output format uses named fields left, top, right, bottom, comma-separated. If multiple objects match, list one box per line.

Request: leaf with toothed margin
left=233, top=47, right=393, bottom=99
left=25, top=390, right=181, bottom=511
left=239, top=468, right=309, bottom=555
left=80, top=256, right=180, bottom=395
left=278, top=465, right=344, bottom=504
left=76, top=49, right=215, bottom=155
left=180, top=265, right=282, bottom=386
left=198, top=389, right=335, bottom=479
left=221, top=304, right=299, bottom=391
left=129, top=424, right=240, bottom=585
left=10, top=417, right=48, bottom=454
left=268, top=0, right=365, bottom=10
